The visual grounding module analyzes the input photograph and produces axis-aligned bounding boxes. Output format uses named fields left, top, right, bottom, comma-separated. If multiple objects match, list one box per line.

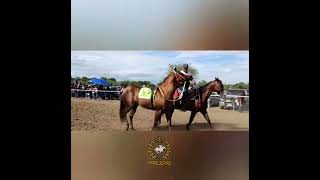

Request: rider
left=179, top=64, right=196, bottom=111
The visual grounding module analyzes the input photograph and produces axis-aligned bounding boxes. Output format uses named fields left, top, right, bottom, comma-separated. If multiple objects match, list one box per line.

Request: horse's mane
left=159, top=72, right=173, bottom=85
left=198, top=81, right=213, bottom=90
left=193, top=79, right=222, bottom=94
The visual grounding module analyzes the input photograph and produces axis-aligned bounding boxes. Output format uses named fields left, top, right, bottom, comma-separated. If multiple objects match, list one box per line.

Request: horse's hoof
left=186, top=126, right=190, bottom=131
left=131, top=128, right=136, bottom=131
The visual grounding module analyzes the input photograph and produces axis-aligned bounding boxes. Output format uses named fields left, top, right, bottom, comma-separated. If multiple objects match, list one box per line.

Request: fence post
left=233, top=98, right=235, bottom=111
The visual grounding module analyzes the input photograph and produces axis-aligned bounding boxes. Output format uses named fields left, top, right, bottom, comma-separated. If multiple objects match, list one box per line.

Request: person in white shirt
left=92, top=86, right=98, bottom=99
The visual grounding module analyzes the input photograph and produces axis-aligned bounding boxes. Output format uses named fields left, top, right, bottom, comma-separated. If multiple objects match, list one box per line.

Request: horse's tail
left=119, top=94, right=127, bottom=122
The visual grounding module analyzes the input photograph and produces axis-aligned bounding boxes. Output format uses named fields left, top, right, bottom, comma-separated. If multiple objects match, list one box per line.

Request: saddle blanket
left=138, top=87, right=153, bottom=99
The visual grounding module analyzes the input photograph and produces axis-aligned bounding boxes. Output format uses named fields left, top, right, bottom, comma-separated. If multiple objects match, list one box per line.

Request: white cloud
left=174, top=51, right=216, bottom=59
left=71, top=51, right=249, bottom=84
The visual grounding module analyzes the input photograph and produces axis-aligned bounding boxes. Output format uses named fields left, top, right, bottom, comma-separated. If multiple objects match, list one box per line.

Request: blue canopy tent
left=89, top=78, right=112, bottom=86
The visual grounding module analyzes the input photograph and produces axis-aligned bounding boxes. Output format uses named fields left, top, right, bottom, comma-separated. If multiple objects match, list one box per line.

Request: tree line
left=72, top=64, right=248, bottom=89
left=71, top=76, right=156, bottom=88
left=197, top=80, right=249, bottom=89
left=71, top=76, right=248, bottom=89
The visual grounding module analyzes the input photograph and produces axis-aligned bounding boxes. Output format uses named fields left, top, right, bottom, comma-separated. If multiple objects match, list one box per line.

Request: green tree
left=197, top=80, right=208, bottom=87
left=107, top=78, right=118, bottom=86
left=117, top=80, right=155, bottom=88
left=224, top=84, right=232, bottom=90
left=80, top=76, right=89, bottom=85
left=71, top=76, right=75, bottom=84
left=119, top=81, right=130, bottom=86
left=100, top=77, right=108, bottom=81
left=223, top=82, right=249, bottom=90
left=233, top=82, right=249, bottom=89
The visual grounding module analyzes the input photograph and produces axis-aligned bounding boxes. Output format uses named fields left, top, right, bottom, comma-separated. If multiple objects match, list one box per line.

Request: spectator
left=120, top=86, right=124, bottom=95
left=85, top=85, right=91, bottom=98
left=71, top=81, right=122, bottom=100
left=88, top=85, right=93, bottom=99
left=75, top=81, right=81, bottom=98
left=92, top=86, right=98, bottom=100
left=80, top=84, right=85, bottom=98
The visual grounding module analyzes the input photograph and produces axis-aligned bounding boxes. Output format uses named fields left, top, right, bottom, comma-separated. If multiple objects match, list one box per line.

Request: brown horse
left=119, top=68, right=192, bottom=131
left=159, top=77, right=224, bottom=130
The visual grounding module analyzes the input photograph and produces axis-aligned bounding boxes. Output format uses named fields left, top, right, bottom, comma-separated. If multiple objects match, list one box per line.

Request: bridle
left=157, top=70, right=188, bottom=102
left=211, top=80, right=224, bottom=95
left=173, top=70, right=187, bottom=84
left=158, top=85, right=183, bottom=102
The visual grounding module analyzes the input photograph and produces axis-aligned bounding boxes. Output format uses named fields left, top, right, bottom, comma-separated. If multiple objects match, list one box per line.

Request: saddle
left=173, top=88, right=202, bottom=106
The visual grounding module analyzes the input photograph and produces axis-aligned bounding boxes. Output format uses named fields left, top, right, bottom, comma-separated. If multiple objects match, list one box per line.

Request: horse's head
left=173, top=67, right=192, bottom=85
left=210, top=77, right=224, bottom=95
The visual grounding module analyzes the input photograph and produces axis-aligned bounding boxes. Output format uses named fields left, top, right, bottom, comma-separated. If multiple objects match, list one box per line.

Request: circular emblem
left=147, top=136, right=172, bottom=165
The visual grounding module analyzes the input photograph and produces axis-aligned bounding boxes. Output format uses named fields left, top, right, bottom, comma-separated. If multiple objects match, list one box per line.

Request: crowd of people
left=71, top=81, right=122, bottom=100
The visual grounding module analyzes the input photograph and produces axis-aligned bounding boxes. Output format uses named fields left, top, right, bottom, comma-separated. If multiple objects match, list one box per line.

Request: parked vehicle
left=219, top=89, right=249, bottom=109
left=208, top=93, right=221, bottom=107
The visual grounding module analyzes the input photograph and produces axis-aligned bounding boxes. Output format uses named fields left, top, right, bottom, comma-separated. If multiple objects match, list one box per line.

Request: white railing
left=208, top=95, right=249, bottom=112
left=71, top=89, right=121, bottom=100
left=71, top=89, right=121, bottom=93
left=71, top=89, right=249, bottom=111
left=228, top=95, right=249, bottom=112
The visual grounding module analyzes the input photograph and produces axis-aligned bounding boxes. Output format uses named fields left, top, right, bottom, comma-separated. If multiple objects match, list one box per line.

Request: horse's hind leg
left=121, top=108, right=130, bottom=131
left=119, top=99, right=130, bottom=131
left=129, top=104, right=138, bottom=131
left=200, top=110, right=212, bottom=129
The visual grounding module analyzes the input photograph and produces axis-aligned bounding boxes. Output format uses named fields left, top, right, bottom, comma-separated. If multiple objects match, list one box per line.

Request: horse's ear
left=174, top=67, right=177, bottom=72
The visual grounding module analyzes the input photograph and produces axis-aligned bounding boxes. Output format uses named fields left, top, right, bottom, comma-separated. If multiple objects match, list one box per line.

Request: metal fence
left=71, top=89, right=249, bottom=112
left=71, top=89, right=121, bottom=100
left=224, top=95, right=249, bottom=112
left=207, top=95, right=249, bottom=112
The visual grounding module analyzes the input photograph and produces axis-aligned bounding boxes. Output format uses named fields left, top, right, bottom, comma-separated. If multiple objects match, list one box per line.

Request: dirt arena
left=71, top=98, right=249, bottom=131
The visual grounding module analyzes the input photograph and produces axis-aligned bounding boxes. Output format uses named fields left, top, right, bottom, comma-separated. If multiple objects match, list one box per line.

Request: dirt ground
left=71, top=98, right=249, bottom=131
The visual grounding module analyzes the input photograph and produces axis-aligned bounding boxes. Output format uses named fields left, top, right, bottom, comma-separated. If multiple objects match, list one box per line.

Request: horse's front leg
left=152, top=110, right=162, bottom=130
left=186, top=111, right=197, bottom=130
left=165, top=109, right=174, bottom=131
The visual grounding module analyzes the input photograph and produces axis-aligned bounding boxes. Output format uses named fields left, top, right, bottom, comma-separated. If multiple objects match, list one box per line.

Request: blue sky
left=71, top=51, right=249, bottom=84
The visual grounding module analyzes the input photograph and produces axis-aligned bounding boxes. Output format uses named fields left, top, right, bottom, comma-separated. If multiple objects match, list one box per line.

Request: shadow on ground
left=153, top=122, right=248, bottom=131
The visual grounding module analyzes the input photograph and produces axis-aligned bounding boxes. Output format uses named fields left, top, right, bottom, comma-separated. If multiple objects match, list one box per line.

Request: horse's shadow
left=153, top=122, right=248, bottom=131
